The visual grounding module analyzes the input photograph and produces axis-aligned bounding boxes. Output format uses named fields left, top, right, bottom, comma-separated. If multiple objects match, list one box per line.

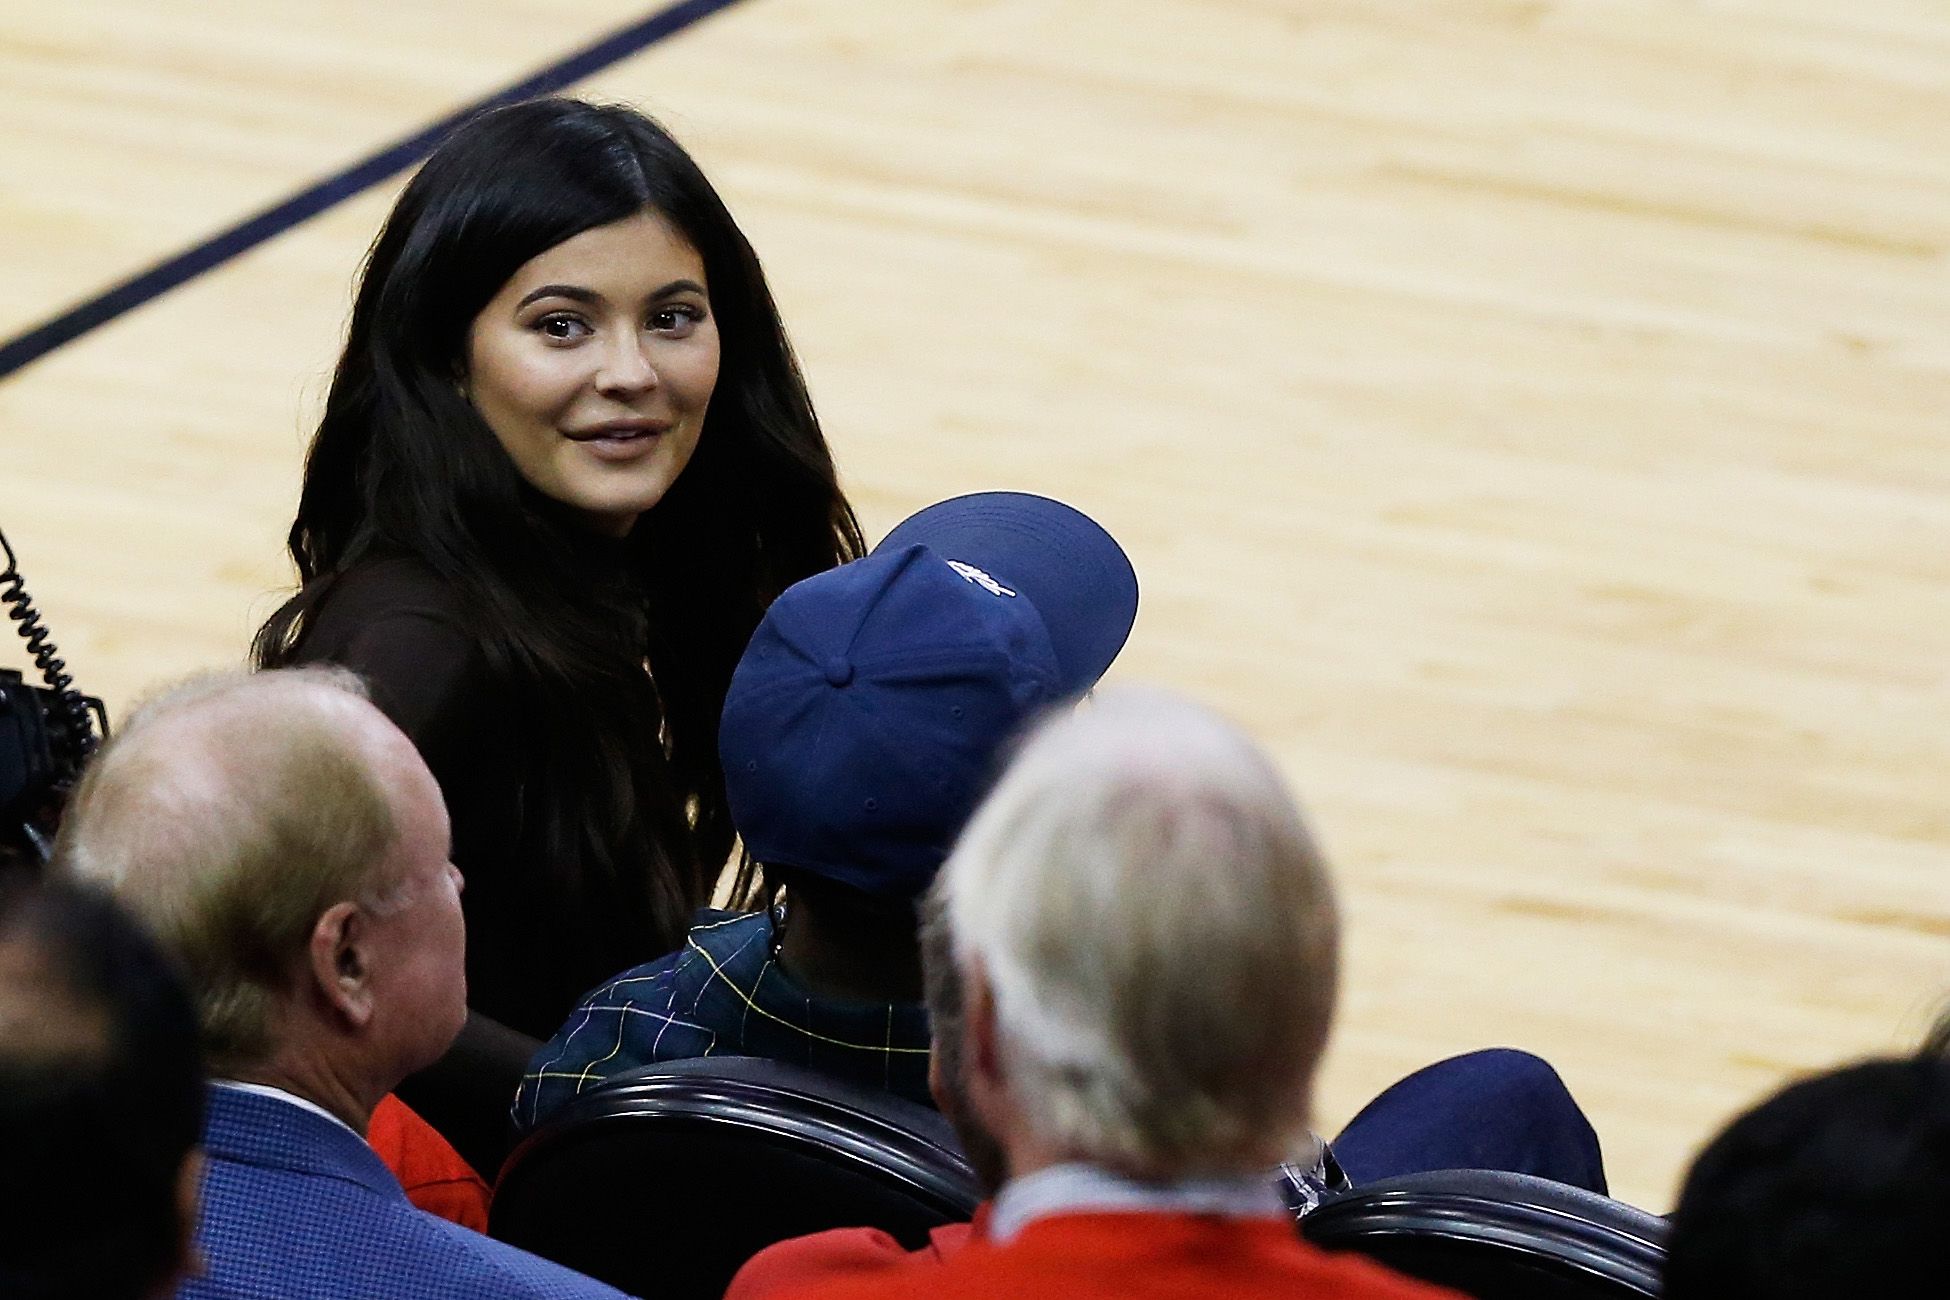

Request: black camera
left=2, top=527, right=105, bottom=869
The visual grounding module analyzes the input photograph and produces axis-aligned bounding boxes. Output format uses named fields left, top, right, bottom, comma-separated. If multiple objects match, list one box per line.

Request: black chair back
left=1300, top=1169, right=1667, bottom=1298
left=490, top=1057, right=983, bottom=1299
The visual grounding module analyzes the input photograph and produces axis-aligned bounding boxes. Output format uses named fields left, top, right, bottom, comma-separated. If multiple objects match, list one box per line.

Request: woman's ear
left=306, top=902, right=375, bottom=1030
left=450, top=339, right=473, bottom=402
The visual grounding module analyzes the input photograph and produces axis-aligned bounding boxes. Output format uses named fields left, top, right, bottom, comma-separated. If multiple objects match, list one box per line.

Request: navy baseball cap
left=720, top=492, right=1138, bottom=899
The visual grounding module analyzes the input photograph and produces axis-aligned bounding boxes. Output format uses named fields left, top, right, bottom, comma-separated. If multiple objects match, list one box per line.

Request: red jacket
left=366, top=1093, right=491, bottom=1231
left=739, top=1207, right=1460, bottom=1300
left=728, top=1212, right=985, bottom=1300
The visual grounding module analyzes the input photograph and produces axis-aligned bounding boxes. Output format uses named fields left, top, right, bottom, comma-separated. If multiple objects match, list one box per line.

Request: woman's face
left=464, top=211, right=720, bottom=537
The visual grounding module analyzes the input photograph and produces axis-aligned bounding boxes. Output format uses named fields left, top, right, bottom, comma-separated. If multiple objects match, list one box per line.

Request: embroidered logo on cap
left=946, top=560, right=1016, bottom=598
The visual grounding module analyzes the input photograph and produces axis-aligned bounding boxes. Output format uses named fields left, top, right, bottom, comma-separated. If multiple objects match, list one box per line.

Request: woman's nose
left=595, top=336, right=658, bottom=395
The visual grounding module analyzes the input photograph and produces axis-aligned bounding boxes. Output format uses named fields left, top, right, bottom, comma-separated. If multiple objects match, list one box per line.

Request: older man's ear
left=959, top=958, right=1023, bottom=1171
left=962, top=960, right=1002, bottom=1094
left=309, top=902, right=376, bottom=1030
left=926, top=1041, right=952, bottom=1117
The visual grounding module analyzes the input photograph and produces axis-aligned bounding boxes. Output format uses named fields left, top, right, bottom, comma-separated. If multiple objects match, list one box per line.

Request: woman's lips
left=566, top=421, right=671, bottom=461
left=566, top=420, right=671, bottom=441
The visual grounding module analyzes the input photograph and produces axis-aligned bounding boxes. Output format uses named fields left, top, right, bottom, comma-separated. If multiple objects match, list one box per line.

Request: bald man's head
left=53, top=668, right=451, bottom=1073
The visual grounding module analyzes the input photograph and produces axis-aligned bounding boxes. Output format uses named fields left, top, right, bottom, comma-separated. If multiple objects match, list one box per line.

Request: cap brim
left=874, top=491, right=1138, bottom=694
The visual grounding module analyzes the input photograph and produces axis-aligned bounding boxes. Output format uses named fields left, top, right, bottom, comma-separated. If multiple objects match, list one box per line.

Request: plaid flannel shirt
left=515, top=908, right=933, bottom=1133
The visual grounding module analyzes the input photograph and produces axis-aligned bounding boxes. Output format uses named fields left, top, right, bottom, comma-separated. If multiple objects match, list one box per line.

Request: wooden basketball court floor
left=3, top=0, right=1947, bottom=1211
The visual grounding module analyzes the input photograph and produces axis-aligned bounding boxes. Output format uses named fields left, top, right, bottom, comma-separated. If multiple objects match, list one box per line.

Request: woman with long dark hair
left=254, top=98, right=862, bottom=1161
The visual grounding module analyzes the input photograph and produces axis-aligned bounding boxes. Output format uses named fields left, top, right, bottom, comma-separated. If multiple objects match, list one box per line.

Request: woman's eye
left=535, top=313, right=591, bottom=341
left=647, top=305, right=703, bottom=337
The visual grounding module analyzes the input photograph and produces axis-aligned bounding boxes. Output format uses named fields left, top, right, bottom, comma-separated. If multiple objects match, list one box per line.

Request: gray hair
left=939, top=686, right=1339, bottom=1177
left=52, top=667, right=404, bottom=1072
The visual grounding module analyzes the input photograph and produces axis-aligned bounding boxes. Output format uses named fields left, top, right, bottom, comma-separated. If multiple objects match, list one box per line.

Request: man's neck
left=774, top=894, right=924, bottom=1004
left=225, top=1056, right=379, bottom=1136
left=988, top=1160, right=1289, bottom=1243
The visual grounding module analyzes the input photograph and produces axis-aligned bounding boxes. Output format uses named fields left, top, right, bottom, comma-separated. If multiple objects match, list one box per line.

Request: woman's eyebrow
left=515, top=284, right=602, bottom=310
left=513, top=279, right=707, bottom=311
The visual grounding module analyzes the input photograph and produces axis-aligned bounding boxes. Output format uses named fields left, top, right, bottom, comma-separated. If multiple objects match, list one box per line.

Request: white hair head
left=53, top=667, right=411, bottom=1072
left=940, top=686, right=1338, bottom=1177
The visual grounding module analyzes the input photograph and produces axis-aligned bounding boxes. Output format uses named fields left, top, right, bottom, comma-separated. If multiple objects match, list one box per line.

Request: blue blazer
left=181, top=1085, right=631, bottom=1299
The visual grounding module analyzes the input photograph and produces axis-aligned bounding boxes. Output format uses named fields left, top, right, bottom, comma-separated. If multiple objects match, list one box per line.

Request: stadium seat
left=490, top=1056, right=983, bottom=1299
left=1299, top=1169, right=1667, bottom=1299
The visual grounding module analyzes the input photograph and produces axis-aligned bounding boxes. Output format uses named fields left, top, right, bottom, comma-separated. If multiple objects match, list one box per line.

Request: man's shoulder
left=513, top=911, right=768, bottom=1132
left=315, top=1201, right=635, bottom=1298
left=571, top=909, right=768, bottom=1004
left=683, top=907, right=776, bottom=964
left=601, top=909, right=773, bottom=1007
left=767, top=1213, right=1459, bottom=1300
left=725, top=1223, right=941, bottom=1300
left=193, top=1154, right=628, bottom=1298
left=415, top=1212, right=636, bottom=1298
left=688, top=906, right=773, bottom=946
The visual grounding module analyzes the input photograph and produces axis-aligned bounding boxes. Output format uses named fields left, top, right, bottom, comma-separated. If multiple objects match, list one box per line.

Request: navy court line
left=0, top=0, right=745, bottom=382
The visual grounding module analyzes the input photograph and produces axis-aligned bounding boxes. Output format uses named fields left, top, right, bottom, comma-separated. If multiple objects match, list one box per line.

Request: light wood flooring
left=3, top=0, right=1947, bottom=1209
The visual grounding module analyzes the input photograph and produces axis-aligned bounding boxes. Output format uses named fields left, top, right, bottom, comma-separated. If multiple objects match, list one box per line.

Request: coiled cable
left=0, top=526, right=99, bottom=764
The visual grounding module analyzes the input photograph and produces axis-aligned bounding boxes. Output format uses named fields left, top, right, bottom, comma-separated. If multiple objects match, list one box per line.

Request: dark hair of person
left=0, top=877, right=204, bottom=1299
left=253, top=98, right=863, bottom=940
left=765, top=864, right=916, bottom=925
left=1664, top=1054, right=1950, bottom=1299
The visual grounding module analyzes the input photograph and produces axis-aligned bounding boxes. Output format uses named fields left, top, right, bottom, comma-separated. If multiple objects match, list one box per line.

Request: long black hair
left=255, top=98, right=862, bottom=950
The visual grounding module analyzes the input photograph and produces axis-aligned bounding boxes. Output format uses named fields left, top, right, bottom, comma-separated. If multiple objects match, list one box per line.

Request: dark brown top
left=291, top=554, right=669, bottom=1039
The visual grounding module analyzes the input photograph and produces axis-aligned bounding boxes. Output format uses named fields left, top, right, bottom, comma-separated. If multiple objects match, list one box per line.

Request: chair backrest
left=1299, top=1169, right=1668, bottom=1299
left=490, top=1056, right=984, bottom=1299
